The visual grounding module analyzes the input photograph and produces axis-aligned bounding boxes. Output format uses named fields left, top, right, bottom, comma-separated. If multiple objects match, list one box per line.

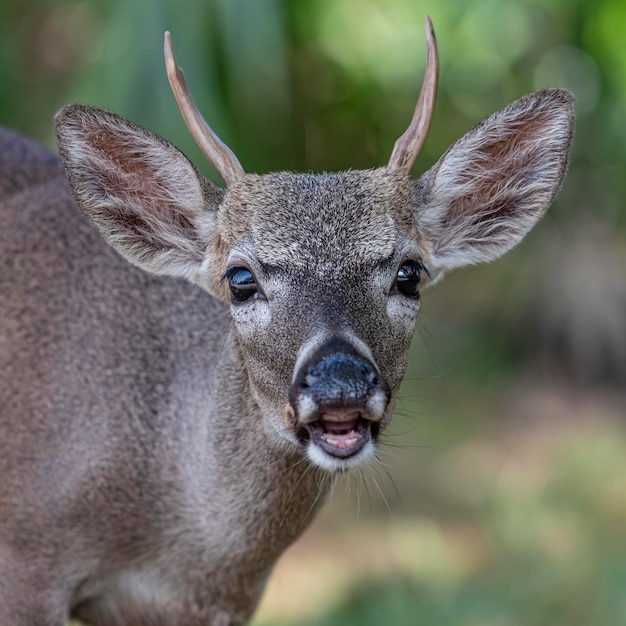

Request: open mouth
left=297, top=412, right=379, bottom=459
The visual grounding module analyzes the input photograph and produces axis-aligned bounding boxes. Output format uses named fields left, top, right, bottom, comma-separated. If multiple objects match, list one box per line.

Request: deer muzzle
left=288, top=338, right=390, bottom=461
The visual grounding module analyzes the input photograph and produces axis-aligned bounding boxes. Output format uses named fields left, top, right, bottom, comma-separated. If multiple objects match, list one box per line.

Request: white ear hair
left=56, top=104, right=223, bottom=283
left=415, top=89, right=574, bottom=275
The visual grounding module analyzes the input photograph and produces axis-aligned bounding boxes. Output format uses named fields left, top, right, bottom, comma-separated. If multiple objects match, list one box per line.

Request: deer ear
left=55, top=104, right=224, bottom=284
left=414, top=89, right=574, bottom=276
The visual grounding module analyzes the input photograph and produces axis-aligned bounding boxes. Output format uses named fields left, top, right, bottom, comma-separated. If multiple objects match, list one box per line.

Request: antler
left=387, top=16, right=439, bottom=173
left=164, top=31, right=244, bottom=185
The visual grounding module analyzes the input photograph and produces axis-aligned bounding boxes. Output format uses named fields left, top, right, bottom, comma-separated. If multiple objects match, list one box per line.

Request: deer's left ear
left=414, top=89, right=575, bottom=276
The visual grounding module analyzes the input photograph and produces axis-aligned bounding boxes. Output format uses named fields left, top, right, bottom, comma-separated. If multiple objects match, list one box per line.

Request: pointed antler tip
left=164, top=31, right=174, bottom=63
left=163, top=29, right=244, bottom=185
left=424, top=16, right=436, bottom=45
left=163, top=31, right=182, bottom=85
left=387, top=15, right=439, bottom=173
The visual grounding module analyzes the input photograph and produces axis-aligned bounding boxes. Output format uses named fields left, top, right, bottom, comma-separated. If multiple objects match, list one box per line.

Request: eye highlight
left=395, top=260, right=423, bottom=298
left=225, top=267, right=258, bottom=302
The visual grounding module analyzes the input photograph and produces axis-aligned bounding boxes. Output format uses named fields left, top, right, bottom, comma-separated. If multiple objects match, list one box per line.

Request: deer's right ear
left=413, top=89, right=574, bottom=279
left=55, top=104, right=224, bottom=286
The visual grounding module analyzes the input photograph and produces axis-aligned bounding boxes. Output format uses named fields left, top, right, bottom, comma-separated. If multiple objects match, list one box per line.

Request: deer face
left=55, top=20, right=574, bottom=473
left=210, top=170, right=422, bottom=470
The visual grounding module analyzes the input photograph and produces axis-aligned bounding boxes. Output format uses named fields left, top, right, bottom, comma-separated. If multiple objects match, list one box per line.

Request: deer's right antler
left=387, top=16, right=439, bottom=174
left=164, top=32, right=245, bottom=185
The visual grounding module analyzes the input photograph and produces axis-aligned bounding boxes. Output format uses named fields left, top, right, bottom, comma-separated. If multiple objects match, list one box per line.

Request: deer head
left=55, top=18, right=574, bottom=472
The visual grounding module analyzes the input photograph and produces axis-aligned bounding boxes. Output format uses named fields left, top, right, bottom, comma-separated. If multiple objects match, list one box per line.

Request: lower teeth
left=321, top=432, right=360, bottom=448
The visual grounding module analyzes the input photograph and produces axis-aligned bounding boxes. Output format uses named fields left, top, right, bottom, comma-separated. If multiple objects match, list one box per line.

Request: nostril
left=360, top=364, right=378, bottom=387
left=303, top=373, right=320, bottom=389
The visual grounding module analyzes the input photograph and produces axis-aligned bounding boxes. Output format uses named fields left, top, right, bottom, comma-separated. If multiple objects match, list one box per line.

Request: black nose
left=289, top=338, right=389, bottom=416
left=302, top=353, right=377, bottom=406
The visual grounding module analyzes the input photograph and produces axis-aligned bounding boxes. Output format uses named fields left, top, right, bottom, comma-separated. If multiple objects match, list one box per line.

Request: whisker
left=374, top=449, right=404, bottom=465
left=391, top=408, right=429, bottom=420
left=289, top=457, right=314, bottom=493
left=358, top=467, right=374, bottom=512
left=353, top=472, right=361, bottom=521
left=400, top=368, right=454, bottom=382
left=381, top=423, right=420, bottom=437
left=329, top=473, right=339, bottom=500
left=279, top=462, right=320, bottom=529
left=378, top=440, right=436, bottom=451
left=369, top=469, right=393, bottom=518
left=302, top=476, right=329, bottom=524
left=415, top=313, right=447, bottom=387
left=375, top=458, right=404, bottom=507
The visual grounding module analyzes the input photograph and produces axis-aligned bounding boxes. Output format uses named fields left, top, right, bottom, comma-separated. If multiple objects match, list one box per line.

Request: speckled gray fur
left=0, top=88, right=574, bottom=625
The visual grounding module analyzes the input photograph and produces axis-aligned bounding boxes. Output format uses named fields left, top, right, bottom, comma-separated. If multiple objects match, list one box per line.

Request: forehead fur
left=218, top=169, right=416, bottom=269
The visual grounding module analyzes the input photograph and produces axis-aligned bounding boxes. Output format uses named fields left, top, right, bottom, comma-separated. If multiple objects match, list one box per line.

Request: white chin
left=306, top=440, right=376, bottom=472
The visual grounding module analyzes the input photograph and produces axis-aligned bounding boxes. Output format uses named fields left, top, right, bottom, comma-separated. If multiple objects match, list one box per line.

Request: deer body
left=0, top=20, right=574, bottom=626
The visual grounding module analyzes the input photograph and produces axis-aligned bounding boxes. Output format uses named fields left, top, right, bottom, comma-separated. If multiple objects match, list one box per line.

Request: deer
left=0, top=16, right=573, bottom=626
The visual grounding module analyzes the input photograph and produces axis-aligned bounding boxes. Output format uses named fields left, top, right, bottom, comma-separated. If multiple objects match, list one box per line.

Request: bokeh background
left=2, top=0, right=625, bottom=624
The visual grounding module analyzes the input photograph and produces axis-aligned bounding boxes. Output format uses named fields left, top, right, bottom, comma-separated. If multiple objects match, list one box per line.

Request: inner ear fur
left=55, top=104, right=224, bottom=284
left=414, top=88, right=575, bottom=274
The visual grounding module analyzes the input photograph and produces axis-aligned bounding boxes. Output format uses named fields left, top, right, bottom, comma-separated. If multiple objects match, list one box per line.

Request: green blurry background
left=2, top=0, right=625, bottom=624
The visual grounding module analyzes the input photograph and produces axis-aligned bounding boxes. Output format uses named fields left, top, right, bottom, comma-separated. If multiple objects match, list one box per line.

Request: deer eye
left=226, top=267, right=257, bottom=302
left=395, top=260, right=422, bottom=298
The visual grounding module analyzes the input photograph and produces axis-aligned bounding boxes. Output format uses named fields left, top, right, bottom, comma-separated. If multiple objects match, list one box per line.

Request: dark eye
left=225, top=267, right=257, bottom=302
left=395, top=260, right=422, bottom=298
